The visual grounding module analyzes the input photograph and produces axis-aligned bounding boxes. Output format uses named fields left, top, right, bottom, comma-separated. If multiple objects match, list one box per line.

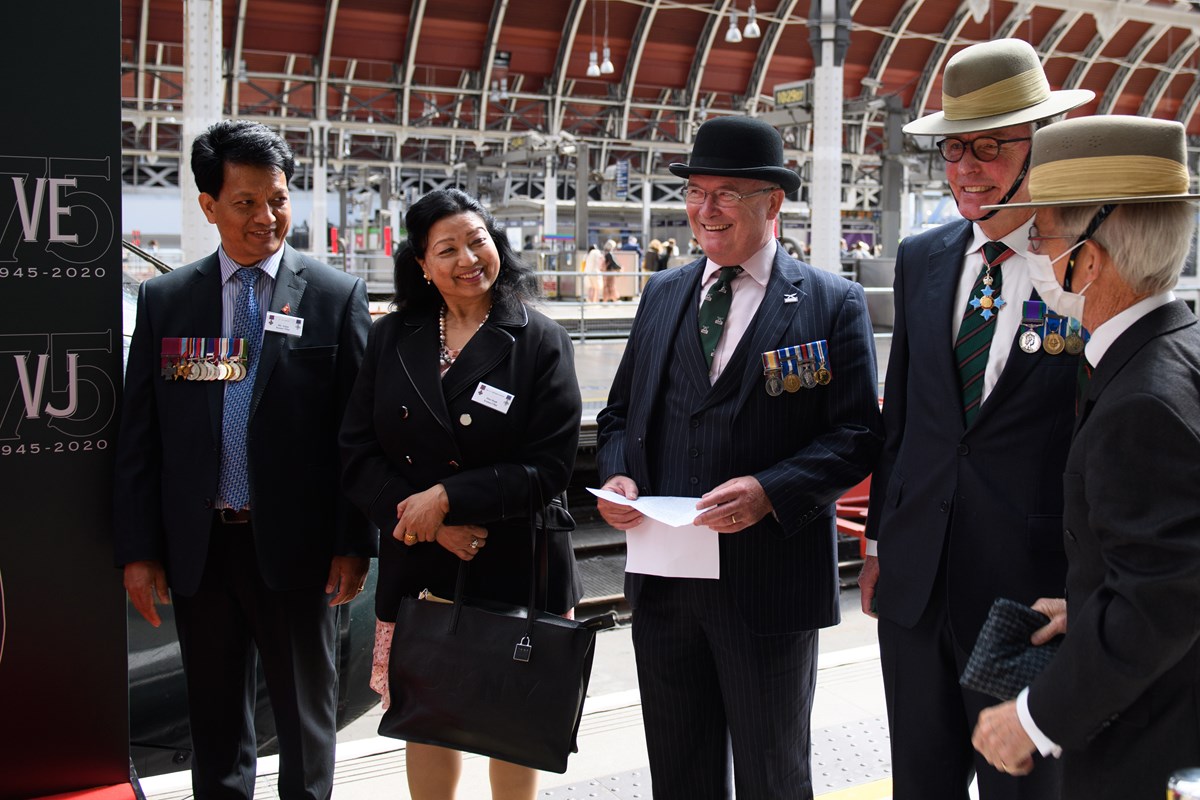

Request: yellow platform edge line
left=818, top=777, right=892, bottom=800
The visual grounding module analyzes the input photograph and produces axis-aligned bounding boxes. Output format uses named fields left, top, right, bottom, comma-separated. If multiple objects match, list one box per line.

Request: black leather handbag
left=960, top=597, right=1063, bottom=701
left=379, top=466, right=615, bottom=773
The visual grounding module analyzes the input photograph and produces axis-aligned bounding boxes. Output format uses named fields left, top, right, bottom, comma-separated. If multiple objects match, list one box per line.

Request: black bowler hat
left=669, top=116, right=800, bottom=193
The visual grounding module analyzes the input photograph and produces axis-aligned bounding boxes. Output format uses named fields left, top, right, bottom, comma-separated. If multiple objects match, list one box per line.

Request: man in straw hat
left=595, top=115, right=882, bottom=798
left=972, top=114, right=1200, bottom=799
left=860, top=38, right=1093, bottom=799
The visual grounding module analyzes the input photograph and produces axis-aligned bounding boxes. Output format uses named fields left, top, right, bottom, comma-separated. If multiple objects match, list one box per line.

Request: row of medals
left=165, top=358, right=248, bottom=381
left=1018, top=315, right=1085, bottom=356
left=764, top=360, right=831, bottom=396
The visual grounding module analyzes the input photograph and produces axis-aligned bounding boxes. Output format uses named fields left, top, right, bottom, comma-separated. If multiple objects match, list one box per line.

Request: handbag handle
left=447, top=465, right=550, bottom=664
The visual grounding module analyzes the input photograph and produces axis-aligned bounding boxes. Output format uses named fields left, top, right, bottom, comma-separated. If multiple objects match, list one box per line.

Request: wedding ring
left=1000, top=761, right=1009, bottom=773
left=731, top=514, right=738, bottom=524
left=403, top=532, right=417, bottom=542
left=469, top=538, right=480, bottom=550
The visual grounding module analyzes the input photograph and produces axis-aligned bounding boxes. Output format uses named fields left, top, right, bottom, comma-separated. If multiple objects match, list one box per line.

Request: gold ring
left=731, top=514, right=738, bottom=524
left=403, top=532, right=416, bottom=542
left=469, top=538, right=480, bottom=550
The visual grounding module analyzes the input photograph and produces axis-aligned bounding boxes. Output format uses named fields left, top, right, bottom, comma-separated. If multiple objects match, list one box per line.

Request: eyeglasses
left=1027, top=225, right=1078, bottom=253
left=684, top=186, right=780, bottom=207
left=936, top=136, right=1031, bottom=163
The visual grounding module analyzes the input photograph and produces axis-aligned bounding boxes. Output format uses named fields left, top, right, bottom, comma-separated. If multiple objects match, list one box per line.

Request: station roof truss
left=121, top=0, right=1200, bottom=210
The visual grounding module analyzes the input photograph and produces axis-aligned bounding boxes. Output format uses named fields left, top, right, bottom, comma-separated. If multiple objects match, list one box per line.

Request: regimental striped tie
left=955, top=241, right=1013, bottom=425
left=698, top=266, right=743, bottom=367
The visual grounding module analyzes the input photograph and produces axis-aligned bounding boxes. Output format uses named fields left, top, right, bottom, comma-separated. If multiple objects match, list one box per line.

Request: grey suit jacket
left=596, top=246, right=883, bottom=633
left=113, top=244, right=375, bottom=595
left=1029, top=300, right=1200, bottom=799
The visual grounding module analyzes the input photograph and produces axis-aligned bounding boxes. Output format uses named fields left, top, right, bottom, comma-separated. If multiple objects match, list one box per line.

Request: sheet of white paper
left=587, top=487, right=720, bottom=579
left=586, top=487, right=712, bottom=527
left=624, top=518, right=720, bottom=579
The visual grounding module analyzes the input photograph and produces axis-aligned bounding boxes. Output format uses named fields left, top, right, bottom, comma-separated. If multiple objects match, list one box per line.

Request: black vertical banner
left=0, top=1, right=128, bottom=797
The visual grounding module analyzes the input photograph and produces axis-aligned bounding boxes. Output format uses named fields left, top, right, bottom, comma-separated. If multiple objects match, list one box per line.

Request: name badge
left=471, top=382, right=514, bottom=414
left=265, top=312, right=304, bottom=336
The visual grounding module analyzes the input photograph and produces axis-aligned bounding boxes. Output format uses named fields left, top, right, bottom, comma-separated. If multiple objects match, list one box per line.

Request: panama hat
left=984, top=115, right=1200, bottom=209
left=903, top=39, right=1093, bottom=136
left=669, top=116, right=801, bottom=193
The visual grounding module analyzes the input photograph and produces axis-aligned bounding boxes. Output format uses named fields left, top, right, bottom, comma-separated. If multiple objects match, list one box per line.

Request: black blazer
left=867, top=220, right=1074, bottom=643
left=1029, top=301, right=1200, bottom=799
left=596, top=247, right=883, bottom=634
left=113, top=245, right=376, bottom=595
left=340, top=298, right=583, bottom=620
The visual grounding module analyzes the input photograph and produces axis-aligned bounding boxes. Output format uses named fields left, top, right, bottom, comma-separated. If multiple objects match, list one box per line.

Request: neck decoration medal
left=1064, top=317, right=1085, bottom=355
left=762, top=350, right=784, bottom=396
left=1019, top=300, right=1045, bottom=354
left=969, top=270, right=1006, bottom=320
left=1043, top=315, right=1066, bottom=355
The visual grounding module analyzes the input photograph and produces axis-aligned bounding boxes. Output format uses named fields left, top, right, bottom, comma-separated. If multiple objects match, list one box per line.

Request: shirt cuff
left=865, top=538, right=878, bottom=557
left=1017, top=687, right=1062, bottom=758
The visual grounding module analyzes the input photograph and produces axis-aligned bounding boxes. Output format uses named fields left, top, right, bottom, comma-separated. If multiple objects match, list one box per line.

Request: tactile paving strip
left=538, top=716, right=891, bottom=798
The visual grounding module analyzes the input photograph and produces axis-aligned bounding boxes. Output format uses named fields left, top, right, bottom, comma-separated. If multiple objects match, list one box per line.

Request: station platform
left=138, top=588, right=893, bottom=800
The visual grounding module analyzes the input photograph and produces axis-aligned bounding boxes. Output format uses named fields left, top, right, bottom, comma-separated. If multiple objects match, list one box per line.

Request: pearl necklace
left=439, top=303, right=491, bottom=367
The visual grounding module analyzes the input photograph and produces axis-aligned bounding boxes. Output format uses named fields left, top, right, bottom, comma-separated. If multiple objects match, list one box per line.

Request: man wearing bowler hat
left=859, top=38, right=1093, bottom=799
left=595, top=115, right=882, bottom=798
left=972, top=115, right=1200, bottom=799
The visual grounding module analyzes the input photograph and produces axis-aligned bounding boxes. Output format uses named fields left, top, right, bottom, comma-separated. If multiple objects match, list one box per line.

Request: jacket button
left=689, top=418, right=701, bottom=429
left=689, top=448, right=700, bottom=458
left=400, top=405, right=409, bottom=420
left=957, top=444, right=969, bottom=456
left=689, top=476, right=699, bottom=485
left=940, top=501, right=950, bottom=512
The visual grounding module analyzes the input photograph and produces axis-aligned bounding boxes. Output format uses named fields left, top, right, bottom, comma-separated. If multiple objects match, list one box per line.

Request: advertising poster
left=0, top=1, right=128, bottom=796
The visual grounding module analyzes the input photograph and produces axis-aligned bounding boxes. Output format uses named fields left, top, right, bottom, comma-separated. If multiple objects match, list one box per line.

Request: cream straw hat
left=985, top=115, right=1200, bottom=209
left=904, top=39, right=1093, bottom=136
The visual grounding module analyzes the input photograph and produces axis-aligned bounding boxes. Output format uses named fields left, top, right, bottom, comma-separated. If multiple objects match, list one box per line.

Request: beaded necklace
left=439, top=303, right=491, bottom=367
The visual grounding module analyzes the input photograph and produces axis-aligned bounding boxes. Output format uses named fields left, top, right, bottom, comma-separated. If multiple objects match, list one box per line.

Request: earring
left=422, top=273, right=431, bottom=285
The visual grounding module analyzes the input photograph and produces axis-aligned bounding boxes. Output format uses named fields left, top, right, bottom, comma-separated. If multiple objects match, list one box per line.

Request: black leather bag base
left=960, top=597, right=1062, bottom=701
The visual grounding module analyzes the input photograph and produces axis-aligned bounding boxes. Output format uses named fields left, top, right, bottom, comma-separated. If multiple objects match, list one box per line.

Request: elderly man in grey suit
left=595, top=116, right=882, bottom=799
left=972, top=115, right=1200, bottom=800
left=859, top=39, right=1094, bottom=800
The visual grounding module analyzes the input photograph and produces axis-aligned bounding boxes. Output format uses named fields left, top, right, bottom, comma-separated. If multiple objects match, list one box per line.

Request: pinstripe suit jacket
left=596, top=245, right=883, bottom=634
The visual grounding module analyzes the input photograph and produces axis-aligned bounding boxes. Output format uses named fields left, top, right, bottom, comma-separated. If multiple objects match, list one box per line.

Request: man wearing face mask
left=859, top=39, right=1093, bottom=799
left=972, top=114, right=1200, bottom=800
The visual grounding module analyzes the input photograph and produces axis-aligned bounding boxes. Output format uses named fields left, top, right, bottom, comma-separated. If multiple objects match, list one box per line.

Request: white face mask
left=1026, top=241, right=1095, bottom=320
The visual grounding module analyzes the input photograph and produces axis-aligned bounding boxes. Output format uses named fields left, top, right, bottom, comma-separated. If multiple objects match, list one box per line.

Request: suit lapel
left=394, top=313, right=456, bottom=444
left=191, top=255, right=227, bottom=445
left=1076, top=300, right=1196, bottom=434
left=249, top=247, right=307, bottom=420
left=441, top=310, right=520, bottom=404
left=978, top=288, right=1048, bottom=421
left=726, top=254, right=804, bottom=414
left=927, top=222, right=973, bottom=425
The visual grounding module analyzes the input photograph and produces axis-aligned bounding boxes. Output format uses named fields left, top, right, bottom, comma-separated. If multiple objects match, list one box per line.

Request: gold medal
left=816, top=367, right=831, bottom=385
left=1043, top=332, right=1065, bottom=355
left=783, top=373, right=801, bottom=393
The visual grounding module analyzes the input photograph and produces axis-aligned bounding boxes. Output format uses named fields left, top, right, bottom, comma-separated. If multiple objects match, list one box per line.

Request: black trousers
left=172, top=518, right=338, bottom=800
left=632, top=575, right=819, bottom=800
left=878, top=558, right=1061, bottom=800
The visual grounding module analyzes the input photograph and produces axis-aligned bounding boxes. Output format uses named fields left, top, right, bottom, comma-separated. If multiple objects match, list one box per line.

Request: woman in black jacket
left=340, top=188, right=582, bottom=800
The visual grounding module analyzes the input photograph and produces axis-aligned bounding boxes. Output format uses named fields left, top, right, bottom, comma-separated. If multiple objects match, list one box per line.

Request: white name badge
left=265, top=312, right=305, bottom=336
left=471, top=382, right=514, bottom=414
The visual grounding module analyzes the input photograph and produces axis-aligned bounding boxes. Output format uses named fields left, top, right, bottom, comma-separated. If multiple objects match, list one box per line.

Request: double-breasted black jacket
left=340, top=297, right=583, bottom=620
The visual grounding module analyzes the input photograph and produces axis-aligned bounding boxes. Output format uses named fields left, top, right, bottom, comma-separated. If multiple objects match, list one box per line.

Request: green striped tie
left=698, top=266, right=742, bottom=367
left=955, top=242, right=1012, bottom=425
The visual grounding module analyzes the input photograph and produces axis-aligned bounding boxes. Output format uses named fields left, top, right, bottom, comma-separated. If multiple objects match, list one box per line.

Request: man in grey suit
left=114, top=120, right=374, bottom=799
left=859, top=39, right=1092, bottom=800
left=972, top=115, right=1200, bottom=800
left=595, top=116, right=882, bottom=799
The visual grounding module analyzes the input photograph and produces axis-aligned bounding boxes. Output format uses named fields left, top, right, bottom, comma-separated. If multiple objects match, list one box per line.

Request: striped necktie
left=698, top=266, right=742, bottom=367
left=955, top=242, right=1013, bottom=425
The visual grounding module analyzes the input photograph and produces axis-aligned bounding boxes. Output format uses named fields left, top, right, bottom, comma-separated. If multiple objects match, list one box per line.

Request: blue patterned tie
left=219, top=267, right=261, bottom=510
